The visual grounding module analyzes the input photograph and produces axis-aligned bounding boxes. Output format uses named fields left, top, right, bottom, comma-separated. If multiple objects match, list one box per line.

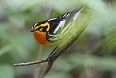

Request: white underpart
left=63, top=13, right=70, bottom=18
left=48, top=18, right=57, bottom=21
left=53, top=19, right=66, bottom=33
left=73, top=7, right=84, bottom=21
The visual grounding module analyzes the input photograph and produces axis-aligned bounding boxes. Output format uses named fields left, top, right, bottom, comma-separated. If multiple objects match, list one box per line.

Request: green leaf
left=68, top=54, right=116, bottom=70
left=0, top=64, right=15, bottom=78
left=9, top=14, right=25, bottom=28
left=0, top=45, right=12, bottom=57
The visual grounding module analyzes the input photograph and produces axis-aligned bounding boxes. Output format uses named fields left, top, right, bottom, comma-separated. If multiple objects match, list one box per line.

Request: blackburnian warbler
left=30, top=7, right=84, bottom=47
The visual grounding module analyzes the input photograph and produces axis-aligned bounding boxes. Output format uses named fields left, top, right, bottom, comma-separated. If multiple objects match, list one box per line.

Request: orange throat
left=34, top=31, right=49, bottom=46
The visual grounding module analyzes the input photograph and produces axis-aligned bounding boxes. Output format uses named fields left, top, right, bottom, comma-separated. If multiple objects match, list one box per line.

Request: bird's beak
left=30, top=29, right=35, bottom=32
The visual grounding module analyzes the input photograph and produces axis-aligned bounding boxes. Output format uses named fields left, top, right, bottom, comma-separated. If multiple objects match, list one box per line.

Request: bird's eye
left=38, top=26, right=48, bottom=32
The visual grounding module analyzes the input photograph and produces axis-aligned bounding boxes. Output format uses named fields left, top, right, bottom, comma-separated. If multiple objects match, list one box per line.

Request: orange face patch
left=32, top=22, right=53, bottom=46
left=34, top=31, right=50, bottom=46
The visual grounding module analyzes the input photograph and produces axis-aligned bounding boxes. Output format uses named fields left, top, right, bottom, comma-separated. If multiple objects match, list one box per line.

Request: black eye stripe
left=43, top=26, right=48, bottom=32
left=37, top=26, right=48, bottom=32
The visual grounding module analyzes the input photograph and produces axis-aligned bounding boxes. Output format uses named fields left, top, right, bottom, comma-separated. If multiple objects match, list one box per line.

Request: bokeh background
left=0, top=0, right=116, bottom=78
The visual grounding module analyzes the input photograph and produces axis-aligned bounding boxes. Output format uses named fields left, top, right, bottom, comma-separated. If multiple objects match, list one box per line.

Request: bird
left=30, top=7, right=84, bottom=47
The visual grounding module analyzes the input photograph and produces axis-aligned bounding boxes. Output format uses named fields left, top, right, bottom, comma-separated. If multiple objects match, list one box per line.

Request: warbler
left=30, top=7, right=84, bottom=47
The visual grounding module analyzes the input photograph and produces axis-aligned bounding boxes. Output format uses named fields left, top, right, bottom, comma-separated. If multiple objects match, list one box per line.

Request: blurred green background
left=0, top=0, right=116, bottom=78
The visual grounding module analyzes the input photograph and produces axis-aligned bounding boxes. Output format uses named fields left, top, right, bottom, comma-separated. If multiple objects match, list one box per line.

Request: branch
left=38, top=13, right=92, bottom=78
left=34, top=45, right=43, bottom=78
left=39, top=61, right=54, bottom=78
left=14, top=59, right=47, bottom=66
left=14, top=9, right=92, bottom=78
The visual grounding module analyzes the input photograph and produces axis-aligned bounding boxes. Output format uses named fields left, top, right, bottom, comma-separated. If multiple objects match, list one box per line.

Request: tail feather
left=65, top=6, right=84, bottom=21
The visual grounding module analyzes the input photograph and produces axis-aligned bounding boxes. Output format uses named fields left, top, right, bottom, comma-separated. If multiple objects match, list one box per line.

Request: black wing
left=48, top=7, right=84, bottom=35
